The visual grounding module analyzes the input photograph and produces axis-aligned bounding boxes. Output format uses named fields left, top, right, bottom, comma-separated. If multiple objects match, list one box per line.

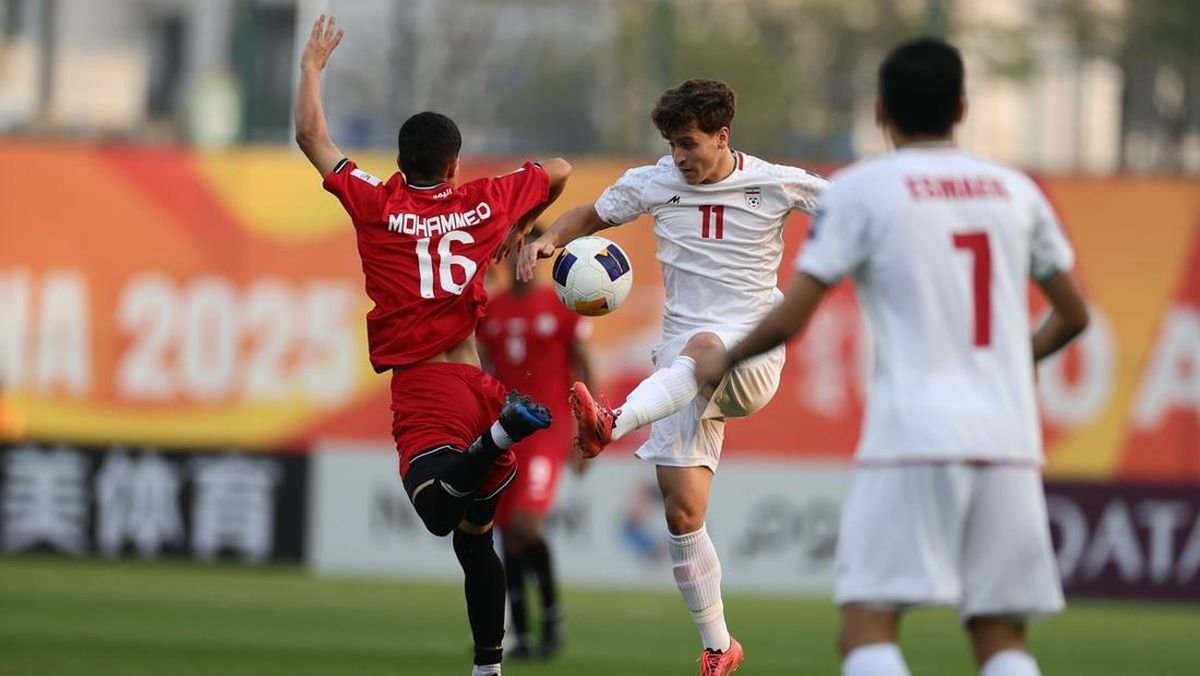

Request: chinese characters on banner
left=0, top=443, right=306, bottom=562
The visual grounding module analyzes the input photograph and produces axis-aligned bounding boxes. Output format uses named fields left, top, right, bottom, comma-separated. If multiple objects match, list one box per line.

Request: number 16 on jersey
left=416, top=231, right=478, bottom=298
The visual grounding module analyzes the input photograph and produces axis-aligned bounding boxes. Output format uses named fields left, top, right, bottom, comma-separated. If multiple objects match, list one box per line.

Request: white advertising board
left=309, top=442, right=850, bottom=594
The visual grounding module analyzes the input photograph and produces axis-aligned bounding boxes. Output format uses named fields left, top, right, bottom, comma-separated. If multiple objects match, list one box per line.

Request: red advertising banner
left=1, top=143, right=1197, bottom=484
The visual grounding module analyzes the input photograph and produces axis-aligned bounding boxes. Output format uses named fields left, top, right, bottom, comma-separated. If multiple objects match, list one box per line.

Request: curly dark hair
left=651, top=79, right=737, bottom=137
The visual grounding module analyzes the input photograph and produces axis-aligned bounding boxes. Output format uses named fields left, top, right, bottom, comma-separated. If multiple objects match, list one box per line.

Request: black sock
left=503, top=546, right=531, bottom=646
left=453, top=528, right=506, bottom=666
left=525, top=537, right=559, bottom=615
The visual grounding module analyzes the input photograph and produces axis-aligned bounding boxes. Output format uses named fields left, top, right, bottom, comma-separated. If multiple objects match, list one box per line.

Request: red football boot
left=567, top=381, right=618, bottom=459
left=699, top=637, right=744, bottom=676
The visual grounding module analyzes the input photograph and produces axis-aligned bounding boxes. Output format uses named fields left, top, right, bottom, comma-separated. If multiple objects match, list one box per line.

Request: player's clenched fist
left=301, top=14, right=344, bottom=72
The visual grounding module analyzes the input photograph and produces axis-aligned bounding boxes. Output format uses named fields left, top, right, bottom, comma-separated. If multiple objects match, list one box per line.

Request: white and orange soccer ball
left=551, top=236, right=633, bottom=317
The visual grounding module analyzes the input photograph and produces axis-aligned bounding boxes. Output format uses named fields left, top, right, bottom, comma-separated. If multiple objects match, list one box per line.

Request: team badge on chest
left=744, top=186, right=762, bottom=209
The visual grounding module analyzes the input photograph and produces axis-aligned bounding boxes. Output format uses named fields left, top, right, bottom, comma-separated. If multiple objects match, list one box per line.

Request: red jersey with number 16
left=323, top=159, right=550, bottom=371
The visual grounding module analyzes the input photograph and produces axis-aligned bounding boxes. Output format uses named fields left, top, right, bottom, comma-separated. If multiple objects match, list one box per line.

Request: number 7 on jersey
left=952, top=231, right=991, bottom=347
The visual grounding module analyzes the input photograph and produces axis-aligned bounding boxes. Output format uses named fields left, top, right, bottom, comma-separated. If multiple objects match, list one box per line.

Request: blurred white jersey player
left=519, top=79, right=827, bottom=675
left=705, top=40, right=1090, bottom=676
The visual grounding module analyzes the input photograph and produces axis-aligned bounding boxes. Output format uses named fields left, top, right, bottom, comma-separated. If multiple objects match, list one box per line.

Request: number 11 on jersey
left=699, top=205, right=725, bottom=239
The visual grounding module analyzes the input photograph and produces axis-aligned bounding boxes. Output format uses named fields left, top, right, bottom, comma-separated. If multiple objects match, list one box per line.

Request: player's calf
left=454, top=525, right=507, bottom=670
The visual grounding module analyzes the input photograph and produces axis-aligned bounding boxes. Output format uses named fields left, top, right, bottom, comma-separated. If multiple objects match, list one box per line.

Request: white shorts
left=633, top=326, right=785, bottom=471
left=834, top=463, right=1065, bottom=620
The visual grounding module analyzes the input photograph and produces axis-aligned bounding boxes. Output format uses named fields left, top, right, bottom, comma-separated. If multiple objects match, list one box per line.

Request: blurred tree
left=384, top=0, right=604, bottom=154
left=605, top=0, right=925, bottom=162
left=490, top=4, right=606, bottom=154
left=1049, top=0, right=1200, bottom=173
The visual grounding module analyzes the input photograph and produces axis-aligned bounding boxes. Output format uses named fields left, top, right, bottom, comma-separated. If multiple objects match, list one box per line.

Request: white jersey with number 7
left=594, top=153, right=829, bottom=342
left=798, top=147, right=1076, bottom=465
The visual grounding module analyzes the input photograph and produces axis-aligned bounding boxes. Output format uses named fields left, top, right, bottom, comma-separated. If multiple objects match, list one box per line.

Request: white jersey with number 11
left=594, top=152, right=828, bottom=342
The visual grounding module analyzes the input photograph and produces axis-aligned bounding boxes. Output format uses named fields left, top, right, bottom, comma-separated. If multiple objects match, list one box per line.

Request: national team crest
left=744, top=186, right=762, bottom=209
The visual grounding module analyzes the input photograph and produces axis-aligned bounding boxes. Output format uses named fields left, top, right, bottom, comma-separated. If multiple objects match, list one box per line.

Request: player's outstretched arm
left=295, top=14, right=346, bottom=176
left=516, top=203, right=610, bottom=282
left=495, top=158, right=572, bottom=261
left=695, top=272, right=831, bottom=384
left=1032, top=271, right=1090, bottom=362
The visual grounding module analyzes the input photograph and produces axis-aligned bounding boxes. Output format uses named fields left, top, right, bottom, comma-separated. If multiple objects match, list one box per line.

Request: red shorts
left=390, top=362, right=516, bottom=498
left=494, top=424, right=570, bottom=528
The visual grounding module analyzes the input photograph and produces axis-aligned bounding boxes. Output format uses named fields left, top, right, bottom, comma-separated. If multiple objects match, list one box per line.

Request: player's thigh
left=708, top=344, right=785, bottom=419
left=835, top=464, right=970, bottom=608
left=401, top=446, right=461, bottom=501
left=960, top=466, right=1064, bottom=619
left=391, top=363, right=507, bottom=481
left=634, top=396, right=724, bottom=471
left=401, top=444, right=515, bottom=530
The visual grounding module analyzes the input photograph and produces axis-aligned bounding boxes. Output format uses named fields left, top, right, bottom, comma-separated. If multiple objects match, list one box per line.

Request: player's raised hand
left=301, top=14, right=344, bottom=72
left=517, top=237, right=557, bottom=282
left=494, top=224, right=527, bottom=262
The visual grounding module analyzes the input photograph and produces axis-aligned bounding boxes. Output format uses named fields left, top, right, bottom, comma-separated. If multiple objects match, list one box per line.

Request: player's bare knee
left=663, top=502, right=705, bottom=535
left=837, top=619, right=861, bottom=657
left=836, top=629, right=856, bottom=659
left=680, top=332, right=725, bottom=361
left=837, top=625, right=884, bottom=658
left=838, top=604, right=900, bottom=657
left=967, top=616, right=1027, bottom=664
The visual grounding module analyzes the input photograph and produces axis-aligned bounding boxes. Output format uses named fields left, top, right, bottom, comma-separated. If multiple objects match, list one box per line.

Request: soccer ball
left=551, top=236, right=633, bottom=316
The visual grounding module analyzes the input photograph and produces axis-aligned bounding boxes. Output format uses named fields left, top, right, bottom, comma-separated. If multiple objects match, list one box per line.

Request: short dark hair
left=651, top=79, right=736, bottom=137
left=397, top=112, right=462, bottom=181
left=879, top=38, right=964, bottom=136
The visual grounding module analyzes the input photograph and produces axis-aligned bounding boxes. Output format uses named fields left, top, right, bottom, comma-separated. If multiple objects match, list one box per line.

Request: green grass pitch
left=0, top=555, right=1195, bottom=675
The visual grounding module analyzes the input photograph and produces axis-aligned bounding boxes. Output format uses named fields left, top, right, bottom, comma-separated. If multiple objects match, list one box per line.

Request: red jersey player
left=477, top=229, right=593, bottom=660
left=295, top=16, right=571, bottom=676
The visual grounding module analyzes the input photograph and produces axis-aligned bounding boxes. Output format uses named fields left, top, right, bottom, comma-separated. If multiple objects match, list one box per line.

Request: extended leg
left=408, top=392, right=551, bottom=537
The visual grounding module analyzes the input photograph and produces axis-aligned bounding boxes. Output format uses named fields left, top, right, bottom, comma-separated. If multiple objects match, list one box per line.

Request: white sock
left=489, top=421, right=514, bottom=450
left=843, top=643, right=911, bottom=676
left=981, top=650, right=1041, bottom=676
left=612, top=356, right=698, bottom=440
left=668, top=524, right=730, bottom=652
left=472, top=663, right=501, bottom=676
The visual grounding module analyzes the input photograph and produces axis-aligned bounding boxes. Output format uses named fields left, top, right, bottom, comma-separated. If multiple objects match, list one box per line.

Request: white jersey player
left=702, top=40, right=1090, bottom=676
left=518, top=78, right=827, bottom=675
